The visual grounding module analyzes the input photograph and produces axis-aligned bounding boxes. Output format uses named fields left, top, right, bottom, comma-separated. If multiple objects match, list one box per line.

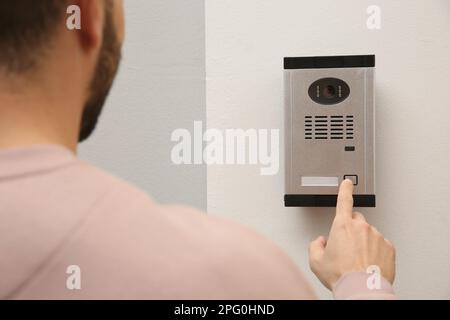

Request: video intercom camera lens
left=284, top=55, right=375, bottom=207
left=323, top=85, right=336, bottom=99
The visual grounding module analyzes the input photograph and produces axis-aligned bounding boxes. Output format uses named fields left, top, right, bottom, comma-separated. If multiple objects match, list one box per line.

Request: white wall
left=206, top=0, right=450, bottom=299
left=79, top=0, right=206, bottom=209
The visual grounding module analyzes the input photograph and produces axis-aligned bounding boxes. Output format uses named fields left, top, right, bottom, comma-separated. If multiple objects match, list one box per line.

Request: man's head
left=0, top=0, right=124, bottom=143
left=78, top=0, right=123, bottom=141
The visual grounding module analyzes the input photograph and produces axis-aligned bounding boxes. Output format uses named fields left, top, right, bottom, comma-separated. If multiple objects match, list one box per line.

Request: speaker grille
left=304, top=115, right=354, bottom=140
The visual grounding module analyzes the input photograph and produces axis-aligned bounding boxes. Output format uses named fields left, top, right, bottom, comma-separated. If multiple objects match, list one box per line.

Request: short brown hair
left=0, top=0, right=67, bottom=74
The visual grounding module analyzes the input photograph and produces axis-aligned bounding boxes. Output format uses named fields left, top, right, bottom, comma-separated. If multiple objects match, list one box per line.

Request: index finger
left=336, top=179, right=354, bottom=219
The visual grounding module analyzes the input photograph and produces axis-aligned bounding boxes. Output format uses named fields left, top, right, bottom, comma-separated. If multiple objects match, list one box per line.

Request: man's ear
left=69, top=0, right=104, bottom=51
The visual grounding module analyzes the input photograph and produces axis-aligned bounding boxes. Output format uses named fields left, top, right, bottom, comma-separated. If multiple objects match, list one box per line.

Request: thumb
left=309, top=236, right=326, bottom=263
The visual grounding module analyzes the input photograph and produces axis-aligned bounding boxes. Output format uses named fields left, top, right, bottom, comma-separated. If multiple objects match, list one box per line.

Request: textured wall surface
left=79, top=0, right=206, bottom=209
left=206, top=0, right=450, bottom=299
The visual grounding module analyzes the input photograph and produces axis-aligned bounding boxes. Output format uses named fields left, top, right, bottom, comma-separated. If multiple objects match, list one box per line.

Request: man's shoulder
left=53, top=160, right=265, bottom=262
left=71, top=161, right=254, bottom=244
left=27, top=160, right=313, bottom=299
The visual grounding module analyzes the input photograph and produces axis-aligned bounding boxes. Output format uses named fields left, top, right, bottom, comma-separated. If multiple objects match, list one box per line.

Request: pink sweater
left=0, top=145, right=395, bottom=299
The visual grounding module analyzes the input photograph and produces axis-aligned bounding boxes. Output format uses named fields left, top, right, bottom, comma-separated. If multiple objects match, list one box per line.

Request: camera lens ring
left=308, top=78, right=350, bottom=105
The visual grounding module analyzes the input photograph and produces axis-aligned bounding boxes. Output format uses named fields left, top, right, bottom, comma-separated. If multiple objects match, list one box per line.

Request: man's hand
left=309, top=179, right=396, bottom=290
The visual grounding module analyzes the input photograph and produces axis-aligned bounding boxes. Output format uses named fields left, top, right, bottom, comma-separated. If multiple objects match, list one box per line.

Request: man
left=0, top=0, right=396, bottom=299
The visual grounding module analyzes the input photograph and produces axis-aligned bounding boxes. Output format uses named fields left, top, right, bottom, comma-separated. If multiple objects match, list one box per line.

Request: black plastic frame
left=284, top=194, right=376, bottom=207
left=284, top=55, right=375, bottom=70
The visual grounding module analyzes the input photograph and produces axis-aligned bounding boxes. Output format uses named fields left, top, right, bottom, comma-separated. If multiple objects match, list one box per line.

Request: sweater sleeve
left=332, top=272, right=397, bottom=300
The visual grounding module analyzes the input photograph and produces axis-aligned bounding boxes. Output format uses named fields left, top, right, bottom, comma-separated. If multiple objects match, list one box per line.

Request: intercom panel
left=284, top=55, right=376, bottom=207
